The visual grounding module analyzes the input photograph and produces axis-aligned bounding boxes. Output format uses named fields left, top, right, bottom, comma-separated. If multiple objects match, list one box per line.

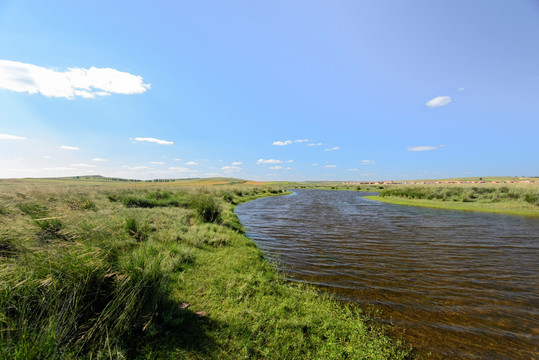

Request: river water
left=235, top=189, right=539, bottom=359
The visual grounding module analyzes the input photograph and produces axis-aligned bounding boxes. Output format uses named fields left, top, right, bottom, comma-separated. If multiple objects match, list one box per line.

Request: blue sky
left=1, top=1, right=538, bottom=181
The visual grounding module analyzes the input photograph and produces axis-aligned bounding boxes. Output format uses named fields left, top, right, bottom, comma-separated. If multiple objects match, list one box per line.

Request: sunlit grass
left=0, top=181, right=411, bottom=359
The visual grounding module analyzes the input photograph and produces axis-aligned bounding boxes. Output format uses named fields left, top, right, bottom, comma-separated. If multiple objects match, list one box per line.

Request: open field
left=365, top=182, right=539, bottom=217
left=0, top=179, right=410, bottom=359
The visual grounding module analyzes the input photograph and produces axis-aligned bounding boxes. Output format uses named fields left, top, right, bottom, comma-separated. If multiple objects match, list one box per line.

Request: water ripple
left=235, top=189, right=539, bottom=359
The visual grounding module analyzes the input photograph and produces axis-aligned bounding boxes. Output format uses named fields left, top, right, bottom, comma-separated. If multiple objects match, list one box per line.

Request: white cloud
left=185, top=161, right=197, bottom=166
left=149, top=161, right=164, bottom=165
left=361, top=160, right=376, bottom=165
left=425, top=96, right=451, bottom=108
left=285, top=160, right=294, bottom=163
left=307, top=142, right=322, bottom=147
left=257, top=159, right=282, bottom=164
left=0, top=60, right=150, bottom=99
left=312, top=163, right=319, bottom=166
left=70, top=163, right=97, bottom=168
left=42, top=155, right=51, bottom=159
left=286, top=167, right=293, bottom=170
left=173, top=158, right=182, bottom=161
left=324, top=165, right=337, bottom=168
left=60, top=145, right=79, bottom=150
left=458, top=87, right=465, bottom=92
left=407, top=145, right=439, bottom=152
left=131, top=137, right=173, bottom=145
left=92, top=158, right=107, bottom=162
left=273, top=140, right=293, bottom=146
left=272, top=139, right=310, bottom=146
left=348, top=168, right=358, bottom=171
left=221, top=166, right=241, bottom=172
left=325, top=147, right=340, bottom=151
left=269, top=166, right=283, bottom=170
left=0, top=133, right=26, bottom=140
left=231, top=161, right=243, bottom=166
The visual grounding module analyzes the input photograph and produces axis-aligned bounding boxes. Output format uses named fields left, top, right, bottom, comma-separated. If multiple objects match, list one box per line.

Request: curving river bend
left=235, top=189, right=539, bottom=359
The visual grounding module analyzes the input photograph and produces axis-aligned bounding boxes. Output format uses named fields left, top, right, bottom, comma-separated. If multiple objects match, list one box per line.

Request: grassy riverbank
left=0, top=180, right=410, bottom=359
left=365, top=184, right=539, bottom=217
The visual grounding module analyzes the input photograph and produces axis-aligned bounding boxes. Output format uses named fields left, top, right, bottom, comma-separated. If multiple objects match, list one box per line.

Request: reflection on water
left=235, top=189, right=539, bottom=359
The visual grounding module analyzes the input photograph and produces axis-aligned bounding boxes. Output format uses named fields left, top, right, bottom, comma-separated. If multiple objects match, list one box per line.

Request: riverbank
left=0, top=180, right=410, bottom=359
left=365, top=184, right=539, bottom=217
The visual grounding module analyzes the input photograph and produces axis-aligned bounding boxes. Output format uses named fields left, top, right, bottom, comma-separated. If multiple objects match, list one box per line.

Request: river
left=235, top=189, right=539, bottom=359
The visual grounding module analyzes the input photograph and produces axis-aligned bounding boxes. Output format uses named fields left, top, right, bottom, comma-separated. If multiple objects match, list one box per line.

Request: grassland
left=0, top=179, right=410, bottom=359
left=365, top=183, right=539, bottom=217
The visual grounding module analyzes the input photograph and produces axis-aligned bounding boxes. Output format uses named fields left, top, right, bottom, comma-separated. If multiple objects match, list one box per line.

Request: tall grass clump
left=188, top=193, right=222, bottom=223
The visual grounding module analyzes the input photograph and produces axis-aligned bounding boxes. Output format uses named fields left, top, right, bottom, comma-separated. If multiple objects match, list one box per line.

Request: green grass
left=366, top=184, right=539, bottom=217
left=0, top=181, right=410, bottom=359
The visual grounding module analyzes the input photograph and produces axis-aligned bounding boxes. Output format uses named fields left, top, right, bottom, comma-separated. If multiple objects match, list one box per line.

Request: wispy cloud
left=168, top=167, right=197, bottom=174
left=458, top=87, right=465, bottom=92
left=44, top=167, right=72, bottom=171
left=131, top=137, right=173, bottom=145
left=307, top=142, right=322, bottom=147
left=312, top=163, right=319, bottom=166
left=231, top=161, right=243, bottom=166
left=0, top=133, right=26, bottom=140
left=149, top=161, right=164, bottom=165
left=361, top=160, right=376, bottom=165
left=325, top=147, right=340, bottom=151
left=257, top=159, right=282, bottom=164
left=185, top=161, right=197, bottom=166
left=272, top=139, right=309, bottom=146
left=269, top=166, right=283, bottom=170
left=0, top=60, right=150, bottom=99
left=70, top=163, right=96, bottom=168
left=324, top=165, right=337, bottom=168
left=407, top=145, right=440, bottom=152
left=92, top=158, right=107, bottom=162
left=425, top=96, right=451, bottom=108
left=60, top=145, right=79, bottom=150
left=285, top=160, right=294, bottom=163
left=221, top=165, right=241, bottom=172
left=124, top=165, right=150, bottom=170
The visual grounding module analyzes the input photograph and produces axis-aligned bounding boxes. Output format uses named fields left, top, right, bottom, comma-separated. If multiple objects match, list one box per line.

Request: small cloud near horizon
left=325, top=147, right=340, bottom=151
left=407, top=145, right=440, bottom=152
left=324, top=165, right=337, bottom=168
left=307, top=142, right=322, bottom=147
left=70, top=163, right=96, bottom=168
left=221, top=165, right=241, bottom=172
left=361, top=160, right=376, bottom=165
left=92, top=158, right=107, bottom=162
left=0, top=133, right=26, bottom=140
left=425, top=96, right=451, bottom=108
left=60, top=145, right=79, bottom=150
left=257, top=159, right=282, bottom=164
left=185, top=161, right=197, bottom=166
left=131, top=137, right=173, bottom=145
left=231, top=161, right=243, bottom=166
left=272, top=139, right=310, bottom=146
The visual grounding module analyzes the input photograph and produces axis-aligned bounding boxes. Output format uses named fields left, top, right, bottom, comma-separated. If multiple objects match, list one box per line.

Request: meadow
left=0, top=179, right=410, bottom=359
left=366, top=182, right=539, bottom=217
